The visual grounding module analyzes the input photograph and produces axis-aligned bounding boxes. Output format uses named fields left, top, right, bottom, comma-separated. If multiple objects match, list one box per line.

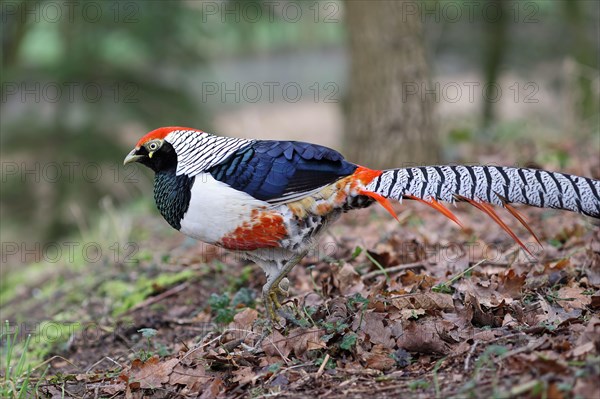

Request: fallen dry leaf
left=574, top=374, right=600, bottom=399
left=584, top=250, right=600, bottom=285
left=390, top=292, right=454, bottom=312
left=399, top=270, right=436, bottom=289
left=399, top=308, right=426, bottom=320
left=126, top=355, right=179, bottom=389
left=169, top=364, right=207, bottom=393
left=99, top=381, right=127, bottom=396
left=270, top=373, right=290, bottom=387
left=333, top=262, right=365, bottom=294
left=233, top=307, right=258, bottom=327
left=572, top=342, right=595, bottom=357
left=289, top=327, right=326, bottom=357
left=199, top=377, right=223, bottom=399
left=536, top=294, right=583, bottom=326
left=396, top=319, right=454, bottom=354
left=464, top=292, right=503, bottom=327
left=231, top=366, right=256, bottom=386
left=262, top=329, right=292, bottom=359
left=574, top=316, right=600, bottom=356
left=498, top=269, right=526, bottom=298
left=502, top=312, right=517, bottom=327
left=361, top=344, right=396, bottom=371
left=355, top=311, right=395, bottom=348
left=555, top=286, right=592, bottom=312
left=517, top=353, right=569, bottom=375
left=457, top=276, right=519, bottom=308
left=326, top=296, right=349, bottom=324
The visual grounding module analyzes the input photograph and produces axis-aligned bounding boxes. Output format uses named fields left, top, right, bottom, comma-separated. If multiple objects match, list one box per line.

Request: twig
left=484, top=332, right=527, bottom=345
left=263, top=334, right=292, bottom=365
left=181, top=333, right=223, bottom=361
left=498, top=337, right=545, bottom=361
left=123, top=281, right=189, bottom=315
left=361, top=258, right=430, bottom=280
left=31, top=355, right=78, bottom=373
left=441, top=332, right=527, bottom=364
left=463, top=340, right=479, bottom=372
left=85, top=356, right=123, bottom=374
left=499, top=379, right=542, bottom=398
left=220, top=338, right=246, bottom=353
left=363, top=250, right=390, bottom=282
left=280, top=362, right=313, bottom=374
left=433, top=356, right=447, bottom=399
left=316, top=354, right=330, bottom=378
left=183, top=328, right=270, bottom=360
left=432, top=258, right=487, bottom=293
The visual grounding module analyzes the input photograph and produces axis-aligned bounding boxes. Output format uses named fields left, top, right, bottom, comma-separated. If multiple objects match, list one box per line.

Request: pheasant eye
left=148, top=142, right=159, bottom=151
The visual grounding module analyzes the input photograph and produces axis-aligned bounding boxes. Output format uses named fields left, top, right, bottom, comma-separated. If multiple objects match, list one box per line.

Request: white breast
left=179, top=173, right=269, bottom=244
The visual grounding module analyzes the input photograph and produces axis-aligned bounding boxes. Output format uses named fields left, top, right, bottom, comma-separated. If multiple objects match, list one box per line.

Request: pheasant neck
left=153, top=168, right=195, bottom=230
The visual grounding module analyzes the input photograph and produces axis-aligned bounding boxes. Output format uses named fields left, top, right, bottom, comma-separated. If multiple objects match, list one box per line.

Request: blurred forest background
left=1, top=0, right=599, bottom=263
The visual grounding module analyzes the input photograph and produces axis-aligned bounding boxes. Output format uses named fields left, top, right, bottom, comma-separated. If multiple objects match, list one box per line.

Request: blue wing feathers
left=209, top=140, right=357, bottom=201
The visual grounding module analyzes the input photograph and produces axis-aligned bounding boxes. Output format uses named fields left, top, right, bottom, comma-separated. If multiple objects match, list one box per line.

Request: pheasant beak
left=123, top=148, right=144, bottom=165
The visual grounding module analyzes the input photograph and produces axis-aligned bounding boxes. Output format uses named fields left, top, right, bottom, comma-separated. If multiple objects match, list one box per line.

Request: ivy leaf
left=340, top=333, right=357, bottom=350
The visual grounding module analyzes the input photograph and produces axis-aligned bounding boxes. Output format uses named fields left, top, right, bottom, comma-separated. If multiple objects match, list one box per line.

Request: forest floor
left=2, top=138, right=600, bottom=398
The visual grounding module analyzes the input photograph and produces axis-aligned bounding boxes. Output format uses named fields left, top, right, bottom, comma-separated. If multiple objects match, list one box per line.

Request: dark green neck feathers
left=154, top=170, right=194, bottom=230
left=140, top=141, right=194, bottom=230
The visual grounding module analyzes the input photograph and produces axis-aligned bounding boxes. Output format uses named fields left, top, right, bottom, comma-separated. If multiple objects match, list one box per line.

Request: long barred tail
left=364, top=165, right=600, bottom=249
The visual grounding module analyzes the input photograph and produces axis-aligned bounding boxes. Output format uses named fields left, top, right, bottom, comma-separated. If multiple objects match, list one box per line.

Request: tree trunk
left=563, top=0, right=598, bottom=124
left=481, top=0, right=509, bottom=129
left=344, top=0, right=438, bottom=169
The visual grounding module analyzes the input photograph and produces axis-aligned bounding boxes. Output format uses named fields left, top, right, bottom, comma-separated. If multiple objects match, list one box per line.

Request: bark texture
left=345, top=0, right=438, bottom=169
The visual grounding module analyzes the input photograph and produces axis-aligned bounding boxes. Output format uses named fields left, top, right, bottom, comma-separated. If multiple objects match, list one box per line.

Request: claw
left=264, top=282, right=290, bottom=325
left=263, top=286, right=283, bottom=325
left=278, top=277, right=290, bottom=294
left=261, top=278, right=294, bottom=328
left=270, top=290, right=283, bottom=309
left=263, top=288, right=277, bottom=323
left=259, top=250, right=308, bottom=327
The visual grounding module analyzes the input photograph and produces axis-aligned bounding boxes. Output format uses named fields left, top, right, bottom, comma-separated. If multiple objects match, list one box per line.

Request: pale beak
left=123, top=148, right=144, bottom=165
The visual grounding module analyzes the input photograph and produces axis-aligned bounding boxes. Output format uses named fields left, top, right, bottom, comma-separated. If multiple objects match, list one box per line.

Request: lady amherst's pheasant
left=125, top=127, right=600, bottom=321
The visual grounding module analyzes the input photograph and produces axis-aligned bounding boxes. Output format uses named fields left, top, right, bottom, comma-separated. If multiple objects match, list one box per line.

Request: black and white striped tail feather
left=366, top=165, right=600, bottom=219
